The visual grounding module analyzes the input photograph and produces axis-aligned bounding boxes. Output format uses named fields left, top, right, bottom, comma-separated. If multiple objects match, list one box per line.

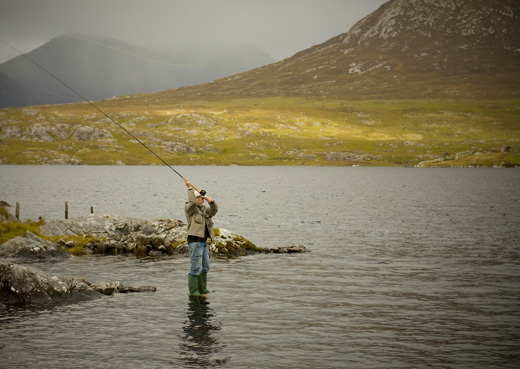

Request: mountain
left=1, top=0, right=518, bottom=168
left=0, top=35, right=275, bottom=108
left=0, top=72, right=38, bottom=107
left=151, top=0, right=519, bottom=102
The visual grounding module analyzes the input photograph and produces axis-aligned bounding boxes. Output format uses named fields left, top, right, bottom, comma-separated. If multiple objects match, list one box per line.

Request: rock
left=0, top=261, right=157, bottom=306
left=269, top=244, right=310, bottom=254
left=120, top=285, right=157, bottom=293
left=0, top=261, right=98, bottom=305
left=72, top=126, right=113, bottom=141
left=37, top=219, right=77, bottom=237
left=212, top=228, right=269, bottom=255
left=92, top=280, right=124, bottom=295
left=0, top=232, right=71, bottom=260
left=40, top=214, right=148, bottom=238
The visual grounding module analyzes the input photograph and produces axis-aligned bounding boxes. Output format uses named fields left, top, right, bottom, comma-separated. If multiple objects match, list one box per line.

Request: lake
left=1, top=165, right=519, bottom=368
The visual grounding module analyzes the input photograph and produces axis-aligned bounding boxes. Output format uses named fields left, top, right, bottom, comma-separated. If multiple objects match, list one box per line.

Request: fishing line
left=0, top=37, right=191, bottom=183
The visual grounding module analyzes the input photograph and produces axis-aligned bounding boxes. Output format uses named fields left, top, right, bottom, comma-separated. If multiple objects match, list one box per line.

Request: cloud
left=0, top=0, right=388, bottom=63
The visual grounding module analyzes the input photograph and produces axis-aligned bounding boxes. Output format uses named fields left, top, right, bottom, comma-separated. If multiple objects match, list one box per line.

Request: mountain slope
left=150, top=0, right=519, bottom=102
left=0, top=35, right=275, bottom=108
left=1, top=0, right=519, bottom=168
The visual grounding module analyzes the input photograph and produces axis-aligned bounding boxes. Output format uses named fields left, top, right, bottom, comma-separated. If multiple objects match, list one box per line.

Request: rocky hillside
left=147, top=0, right=519, bottom=101
left=0, top=0, right=518, bottom=167
left=0, top=35, right=275, bottom=108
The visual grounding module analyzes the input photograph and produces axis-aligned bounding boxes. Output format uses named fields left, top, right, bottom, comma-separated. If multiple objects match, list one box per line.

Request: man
left=184, top=178, right=218, bottom=297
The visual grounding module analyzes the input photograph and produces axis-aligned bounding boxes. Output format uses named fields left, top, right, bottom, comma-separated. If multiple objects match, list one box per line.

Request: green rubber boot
left=199, top=273, right=211, bottom=294
left=188, top=275, right=204, bottom=297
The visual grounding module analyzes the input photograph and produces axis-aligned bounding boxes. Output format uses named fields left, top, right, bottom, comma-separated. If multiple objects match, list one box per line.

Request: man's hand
left=204, top=196, right=214, bottom=204
left=184, top=178, right=193, bottom=189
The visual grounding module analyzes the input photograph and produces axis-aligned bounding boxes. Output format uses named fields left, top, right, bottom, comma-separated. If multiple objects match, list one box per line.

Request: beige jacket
left=184, top=188, right=218, bottom=242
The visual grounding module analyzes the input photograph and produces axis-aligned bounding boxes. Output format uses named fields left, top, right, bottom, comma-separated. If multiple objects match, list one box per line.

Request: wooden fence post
left=65, top=201, right=69, bottom=219
left=91, top=206, right=94, bottom=214
left=16, top=202, right=20, bottom=220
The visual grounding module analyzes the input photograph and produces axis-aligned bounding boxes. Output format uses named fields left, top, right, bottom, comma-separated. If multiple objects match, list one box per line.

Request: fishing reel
left=199, top=189, right=206, bottom=197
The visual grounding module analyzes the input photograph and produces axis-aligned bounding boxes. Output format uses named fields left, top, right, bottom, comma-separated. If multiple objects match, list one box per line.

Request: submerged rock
left=91, top=281, right=156, bottom=295
left=0, top=261, right=156, bottom=306
left=269, top=244, right=310, bottom=254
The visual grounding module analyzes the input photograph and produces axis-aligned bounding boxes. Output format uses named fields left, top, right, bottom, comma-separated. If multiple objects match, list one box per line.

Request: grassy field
left=1, top=97, right=519, bottom=167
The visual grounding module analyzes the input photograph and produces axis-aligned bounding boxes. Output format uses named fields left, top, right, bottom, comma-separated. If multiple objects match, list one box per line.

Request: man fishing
left=184, top=178, right=218, bottom=297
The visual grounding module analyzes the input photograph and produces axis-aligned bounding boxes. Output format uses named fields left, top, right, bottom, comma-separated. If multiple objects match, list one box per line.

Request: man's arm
left=184, top=179, right=197, bottom=215
left=205, top=196, right=218, bottom=217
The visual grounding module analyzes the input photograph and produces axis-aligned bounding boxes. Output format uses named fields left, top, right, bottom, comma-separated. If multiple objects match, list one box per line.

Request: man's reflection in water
left=180, top=296, right=227, bottom=367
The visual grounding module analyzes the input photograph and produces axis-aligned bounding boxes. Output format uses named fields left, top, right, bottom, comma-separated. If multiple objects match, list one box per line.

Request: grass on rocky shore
left=0, top=209, right=45, bottom=245
left=0, top=211, right=103, bottom=256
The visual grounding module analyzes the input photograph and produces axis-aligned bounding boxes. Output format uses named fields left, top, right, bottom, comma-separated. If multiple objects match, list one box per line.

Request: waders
left=188, top=273, right=212, bottom=296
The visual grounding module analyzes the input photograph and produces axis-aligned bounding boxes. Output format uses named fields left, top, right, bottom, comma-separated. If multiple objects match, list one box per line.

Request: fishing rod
left=0, top=37, right=207, bottom=196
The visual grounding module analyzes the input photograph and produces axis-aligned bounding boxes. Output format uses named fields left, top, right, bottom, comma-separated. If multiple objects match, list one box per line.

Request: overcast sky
left=0, top=0, right=388, bottom=63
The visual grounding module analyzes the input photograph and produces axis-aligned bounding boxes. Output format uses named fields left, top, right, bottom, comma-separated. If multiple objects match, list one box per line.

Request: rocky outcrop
left=38, top=214, right=309, bottom=257
left=1, top=206, right=309, bottom=258
left=0, top=261, right=156, bottom=306
left=39, top=215, right=187, bottom=256
left=72, top=126, right=113, bottom=142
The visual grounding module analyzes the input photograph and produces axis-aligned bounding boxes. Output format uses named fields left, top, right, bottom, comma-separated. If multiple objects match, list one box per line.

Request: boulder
left=0, top=232, right=71, bottom=260
left=0, top=261, right=156, bottom=306
left=39, top=214, right=148, bottom=238
left=72, top=126, right=112, bottom=141
left=0, top=261, right=97, bottom=305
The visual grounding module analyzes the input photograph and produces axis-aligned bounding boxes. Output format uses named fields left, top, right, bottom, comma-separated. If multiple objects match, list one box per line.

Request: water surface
left=1, top=166, right=519, bottom=368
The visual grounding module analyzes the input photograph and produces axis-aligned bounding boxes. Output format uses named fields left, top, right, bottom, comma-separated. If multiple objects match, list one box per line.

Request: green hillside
left=1, top=97, right=518, bottom=167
